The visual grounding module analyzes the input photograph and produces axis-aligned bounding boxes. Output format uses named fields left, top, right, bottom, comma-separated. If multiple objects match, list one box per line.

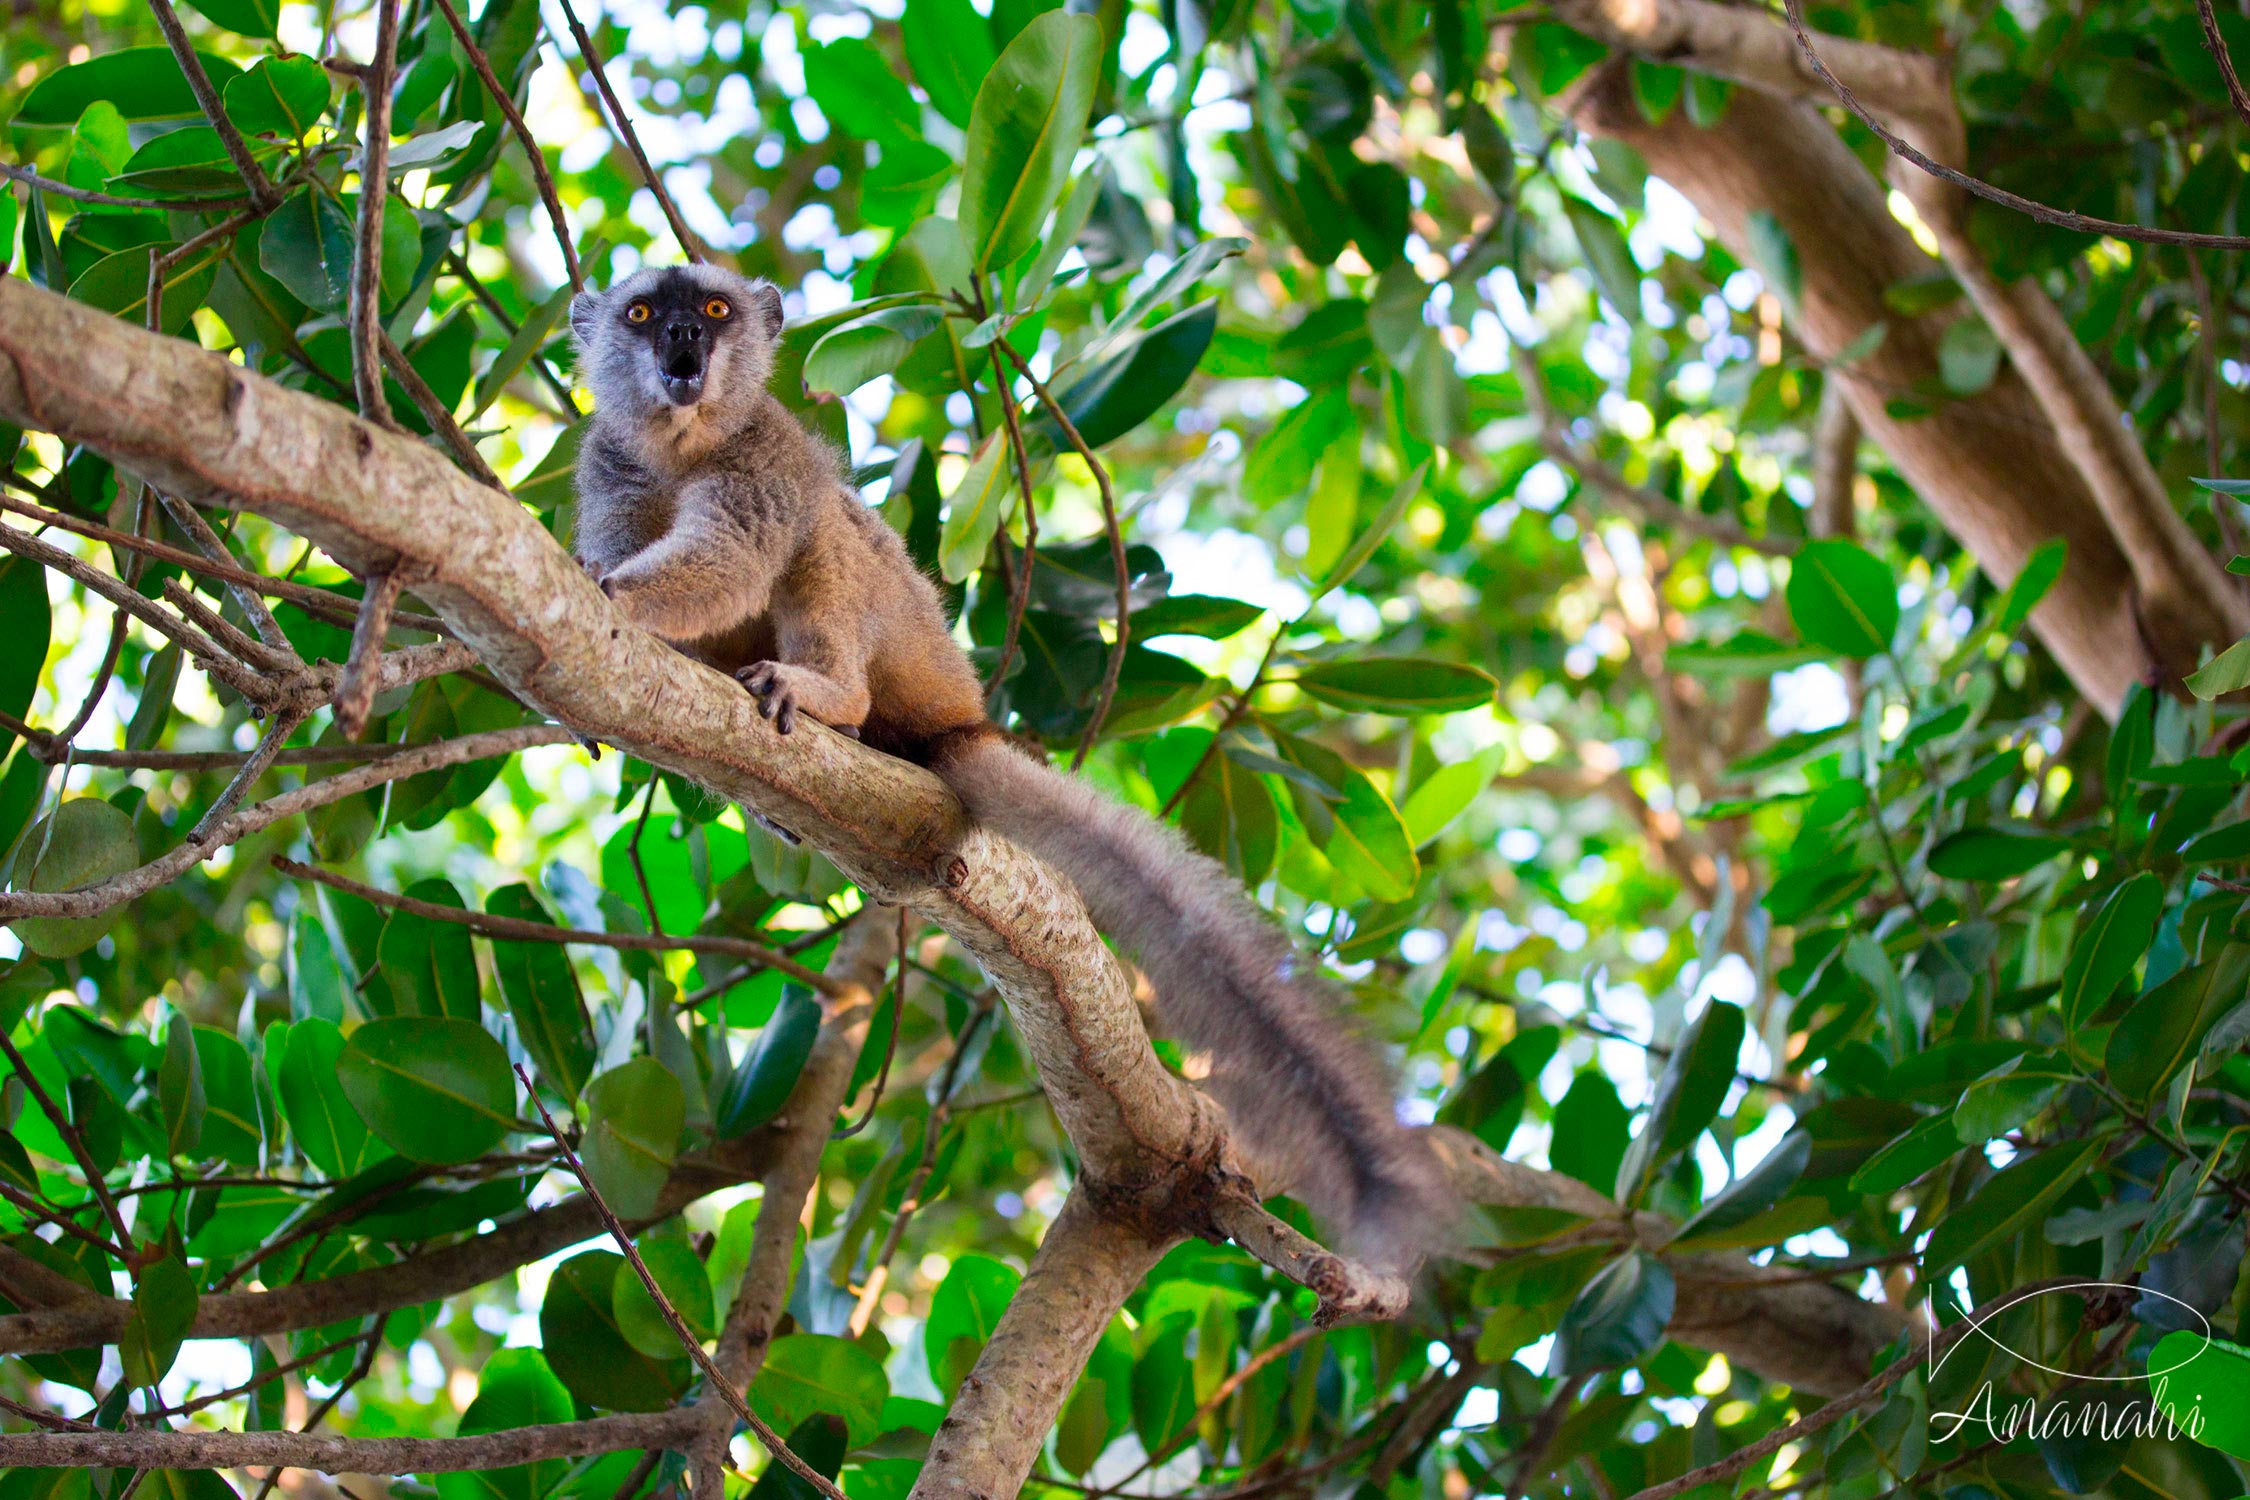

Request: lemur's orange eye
left=625, top=301, right=652, bottom=324
left=704, top=297, right=731, bottom=320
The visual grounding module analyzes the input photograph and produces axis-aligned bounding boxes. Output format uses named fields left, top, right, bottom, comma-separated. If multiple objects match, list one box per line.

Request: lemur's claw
left=835, top=724, right=861, bottom=741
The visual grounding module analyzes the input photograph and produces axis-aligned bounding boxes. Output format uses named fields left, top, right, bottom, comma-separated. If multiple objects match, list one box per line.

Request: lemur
left=570, top=263, right=1449, bottom=1271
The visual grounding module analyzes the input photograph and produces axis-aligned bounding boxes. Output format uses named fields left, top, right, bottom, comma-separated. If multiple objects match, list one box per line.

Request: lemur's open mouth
left=660, top=353, right=704, bottom=406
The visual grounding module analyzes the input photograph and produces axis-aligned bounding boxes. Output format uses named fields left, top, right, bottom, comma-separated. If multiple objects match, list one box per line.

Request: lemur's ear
left=569, top=291, right=604, bottom=342
left=750, top=281, right=784, bottom=340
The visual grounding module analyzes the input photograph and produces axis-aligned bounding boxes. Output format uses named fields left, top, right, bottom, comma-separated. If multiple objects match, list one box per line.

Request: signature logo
left=1929, top=1282, right=2211, bottom=1447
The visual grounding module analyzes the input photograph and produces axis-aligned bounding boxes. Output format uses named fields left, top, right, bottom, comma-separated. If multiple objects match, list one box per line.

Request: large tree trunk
left=1563, top=59, right=2246, bottom=717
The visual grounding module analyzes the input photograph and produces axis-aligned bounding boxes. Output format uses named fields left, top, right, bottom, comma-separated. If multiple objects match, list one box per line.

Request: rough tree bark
left=1546, top=0, right=2247, bottom=715
left=0, top=277, right=1901, bottom=1490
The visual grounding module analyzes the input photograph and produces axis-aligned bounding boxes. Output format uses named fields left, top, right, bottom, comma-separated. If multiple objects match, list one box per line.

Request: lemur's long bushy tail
left=936, top=732, right=1452, bottom=1272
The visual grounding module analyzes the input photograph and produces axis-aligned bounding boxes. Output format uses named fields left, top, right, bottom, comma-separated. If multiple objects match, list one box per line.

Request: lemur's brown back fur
left=571, top=264, right=1451, bottom=1271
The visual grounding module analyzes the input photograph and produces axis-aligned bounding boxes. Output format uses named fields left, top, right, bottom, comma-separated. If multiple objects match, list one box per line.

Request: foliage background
left=4, top=0, right=2250, bottom=1496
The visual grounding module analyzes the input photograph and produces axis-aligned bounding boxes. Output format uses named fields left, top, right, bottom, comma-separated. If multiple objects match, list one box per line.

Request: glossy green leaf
left=434, top=1347, right=576, bottom=1500
left=1993, top=537, right=2066, bottom=636
left=223, top=55, right=328, bottom=135
left=610, top=1235, right=713, bottom=1359
left=2109, top=945, right=2250, bottom=1102
left=1550, top=1251, right=1673, bottom=1376
left=258, top=188, right=356, bottom=312
left=377, top=881, right=483, bottom=1020
left=1922, top=1136, right=2105, bottom=1279
left=1675, top=1131, right=1813, bottom=1244
left=803, top=305, right=944, bottom=398
left=159, top=1017, right=205, bottom=1158
left=1034, top=300, right=1217, bottom=451
left=7, top=798, right=137, bottom=958
left=717, top=986, right=821, bottom=1138
left=16, top=49, right=243, bottom=126
left=337, top=1016, right=516, bottom=1165
left=939, top=431, right=1010, bottom=585
left=581, top=1058, right=684, bottom=1220
left=1294, top=658, right=1496, bottom=715
left=750, top=1334, right=889, bottom=1449
left=2060, top=874, right=2163, bottom=1028
left=1786, top=539, right=1897, bottom=659
left=926, top=1254, right=1020, bottom=1394
left=960, top=10, right=1103, bottom=269
left=1615, top=1001, right=1744, bottom=1203
left=0, top=559, right=48, bottom=762
left=279, top=1018, right=381, bottom=1178
left=1926, top=826, right=2070, bottom=880
left=538, top=1250, right=690, bottom=1411
left=120, top=1255, right=197, bottom=1388
left=486, top=885, right=595, bottom=1102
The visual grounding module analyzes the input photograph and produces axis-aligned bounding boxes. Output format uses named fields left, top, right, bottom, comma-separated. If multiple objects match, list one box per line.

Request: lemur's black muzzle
left=656, top=320, right=707, bottom=406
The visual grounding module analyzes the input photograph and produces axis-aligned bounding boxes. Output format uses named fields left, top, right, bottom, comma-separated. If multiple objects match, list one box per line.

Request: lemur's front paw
left=578, top=555, right=606, bottom=585
left=736, top=661, right=805, bottom=736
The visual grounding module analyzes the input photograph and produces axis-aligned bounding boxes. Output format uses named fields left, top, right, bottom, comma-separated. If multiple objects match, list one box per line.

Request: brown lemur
left=571, top=263, right=1450, bottom=1271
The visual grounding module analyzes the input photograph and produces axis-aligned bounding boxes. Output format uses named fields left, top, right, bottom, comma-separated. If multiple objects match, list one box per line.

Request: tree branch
left=144, top=0, right=280, bottom=212
left=270, top=856, right=846, bottom=996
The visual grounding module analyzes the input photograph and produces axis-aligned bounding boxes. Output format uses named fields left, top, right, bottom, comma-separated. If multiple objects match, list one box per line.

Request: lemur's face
left=571, top=266, right=785, bottom=416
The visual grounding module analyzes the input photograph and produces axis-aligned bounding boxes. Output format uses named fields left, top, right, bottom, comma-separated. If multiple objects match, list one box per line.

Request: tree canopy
left=4, top=0, right=2250, bottom=1497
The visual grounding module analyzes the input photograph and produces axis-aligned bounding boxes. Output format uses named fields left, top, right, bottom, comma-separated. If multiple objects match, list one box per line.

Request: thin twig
left=444, top=251, right=583, bottom=415
left=1156, top=618, right=1285, bottom=820
left=248, top=1326, right=383, bottom=1500
left=155, top=492, right=298, bottom=656
left=2196, top=0, right=2250, bottom=131
left=0, top=1031, right=135, bottom=1254
left=333, top=568, right=407, bottom=738
left=552, top=0, right=706, bottom=261
left=429, top=0, right=585, bottom=291
left=517, top=1069, right=851, bottom=1500
left=986, top=348, right=1040, bottom=701
left=377, top=327, right=505, bottom=487
left=628, top=775, right=665, bottom=936
left=0, top=489, right=450, bottom=638
left=0, top=161, right=248, bottom=212
left=986, top=335, right=1128, bottom=766
left=1782, top=0, right=2250, bottom=250
left=144, top=0, right=280, bottom=211
left=0, top=1181, right=134, bottom=1262
left=271, top=857, right=846, bottom=996
left=350, top=0, right=402, bottom=426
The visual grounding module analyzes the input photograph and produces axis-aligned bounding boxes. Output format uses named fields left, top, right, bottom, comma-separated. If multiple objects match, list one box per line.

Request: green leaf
left=581, top=1058, right=684, bottom=1220
left=7, top=798, right=138, bottom=958
left=1785, top=539, right=1897, bottom=658
left=2060, top=874, right=2162, bottom=1029
left=469, top=285, right=572, bottom=421
left=926, top=1254, right=1021, bottom=1394
left=258, top=188, right=356, bottom=311
left=1615, top=1001, right=1744, bottom=1204
left=1550, top=1251, right=1673, bottom=1376
left=802, top=36, right=923, bottom=144
left=1074, top=236, right=1248, bottom=370
left=184, top=0, right=280, bottom=36
left=17, top=49, right=244, bottom=126
left=279, top=1018, right=381, bottom=1178
left=2109, top=945, right=2250, bottom=1102
left=960, top=10, right=1103, bottom=269
left=1938, top=316, right=2003, bottom=395
left=0, top=559, right=47, bottom=765
left=938, top=431, right=1010, bottom=585
left=1561, top=195, right=1639, bottom=321
left=901, top=0, right=998, bottom=128
left=1675, top=1131, right=1812, bottom=1244
left=1400, top=747, right=1506, bottom=848
left=485, top=885, right=595, bottom=1102
left=803, top=305, right=944, bottom=398
left=1294, top=658, right=1496, bottom=715
left=223, top=55, right=329, bottom=135
left=1034, top=300, right=1217, bottom=451
left=1922, top=1136, right=2105, bottom=1279
left=1993, top=538, right=2066, bottom=636
left=377, top=881, right=483, bottom=1020
left=1926, top=826, right=2070, bottom=880
left=610, top=1235, right=713, bottom=1358
left=2188, top=636, right=2250, bottom=699
left=159, top=1017, right=205, bottom=1158
left=1328, top=770, right=1418, bottom=901
left=1131, top=594, right=1264, bottom=641
left=538, top=1250, right=690, bottom=1411
left=2150, top=1331, right=2250, bottom=1462
left=65, top=244, right=222, bottom=338
left=1844, top=1114, right=1960, bottom=1196
left=337, top=1016, right=516, bottom=1165
left=120, top=1255, right=198, bottom=1388
left=717, top=986, right=820, bottom=1138
left=1309, top=460, right=1426, bottom=601
left=751, top=1334, right=889, bottom=1449
left=1132, top=1326, right=1194, bottom=1456
left=435, top=1347, right=576, bottom=1500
